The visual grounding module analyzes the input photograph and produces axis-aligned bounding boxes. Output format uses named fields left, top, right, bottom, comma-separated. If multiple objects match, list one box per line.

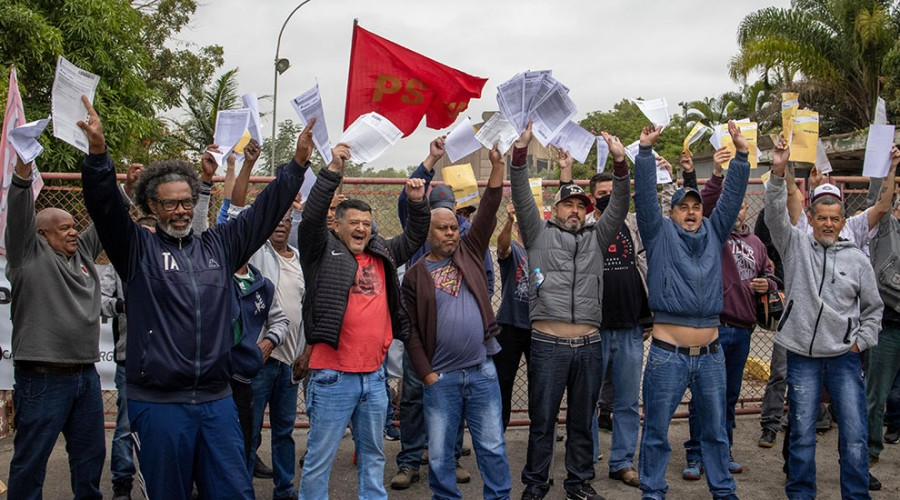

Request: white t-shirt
left=271, top=252, right=305, bottom=366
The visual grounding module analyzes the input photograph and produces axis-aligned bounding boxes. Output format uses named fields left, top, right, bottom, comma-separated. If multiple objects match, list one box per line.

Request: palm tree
left=684, top=95, right=738, bottom=129
left=177, top=67, right=242, bottom=153
left=729, top=0, right=899, bottom=131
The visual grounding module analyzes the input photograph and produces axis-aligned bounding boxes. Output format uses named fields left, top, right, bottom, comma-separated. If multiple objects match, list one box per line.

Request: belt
left=16, top=361, right=94, bottom=376
left=531, top=330, right=601, bottom=347
left=651, top=338, right=720, bottom=356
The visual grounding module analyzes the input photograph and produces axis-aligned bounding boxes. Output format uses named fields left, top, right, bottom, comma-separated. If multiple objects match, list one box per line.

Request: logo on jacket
left=331, top=250, right=344, bottom=256
left=80, top=264, right=89, bottom=276
left=208, top=258, right=221, bottom=269
left=162, top=252, right=180, bottom=271
left=254, top=292, right=267, bottom=315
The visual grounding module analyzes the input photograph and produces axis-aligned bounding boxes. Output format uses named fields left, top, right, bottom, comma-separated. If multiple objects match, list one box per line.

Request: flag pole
left=343, top=18, right=359, bottom=132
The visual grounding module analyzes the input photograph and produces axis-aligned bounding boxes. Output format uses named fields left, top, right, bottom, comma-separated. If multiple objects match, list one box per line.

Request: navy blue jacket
left=230, top=264, right=275, bottom=383
left=634, top=146, right=749, bottom=328
left=81, top=151, right=307, bottom=404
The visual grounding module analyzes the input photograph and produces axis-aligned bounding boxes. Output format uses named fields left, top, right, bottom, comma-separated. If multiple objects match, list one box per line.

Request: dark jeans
left=493, top=323, right=531, bottom=430
left=865, top=326, right=900, bottom=458
left=396, top=352, right=464, bottom=470
left=231, top=378, right=254, bottom=469
left=886, top=370, right=900, bottom=428
left=111, top=364, right=136, bottom=485
left=760, top=342, right=788, bottom=432
left=522, top=330, right=602, bottom=496
left=9, top=366, right=105, bottom=500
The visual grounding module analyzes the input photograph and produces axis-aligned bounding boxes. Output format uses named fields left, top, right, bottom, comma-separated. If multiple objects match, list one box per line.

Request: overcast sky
left=177, top=0, right=791, bottom=170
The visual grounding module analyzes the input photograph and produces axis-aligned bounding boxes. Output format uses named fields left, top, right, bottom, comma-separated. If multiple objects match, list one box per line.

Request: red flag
left=344, top=24, right=487, bottom=136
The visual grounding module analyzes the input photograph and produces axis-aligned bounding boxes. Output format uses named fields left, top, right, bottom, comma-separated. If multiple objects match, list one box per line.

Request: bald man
left=4, top=154, right=109, bottom=499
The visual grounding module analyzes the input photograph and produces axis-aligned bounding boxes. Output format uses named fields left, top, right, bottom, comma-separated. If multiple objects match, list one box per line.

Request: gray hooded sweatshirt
left=764, top=174, right=883, bottom=357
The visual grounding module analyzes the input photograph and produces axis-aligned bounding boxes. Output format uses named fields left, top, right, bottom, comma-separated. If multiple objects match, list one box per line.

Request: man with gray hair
left=764, top=136, right=884, bottom=499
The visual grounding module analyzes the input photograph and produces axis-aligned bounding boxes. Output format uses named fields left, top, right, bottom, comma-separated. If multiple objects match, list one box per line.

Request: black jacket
left=297, top=167, right=429, bottom=349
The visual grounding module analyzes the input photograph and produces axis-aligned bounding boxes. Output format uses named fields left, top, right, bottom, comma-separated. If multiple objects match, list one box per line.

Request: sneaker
left=869, top=472, right=882, bottom=491
left=758, top=428, right=777, bottom=448
left=682, top=461, right=703, bottom=480
left=455, top=460, right=471, bottom=483
left=885, top=427, right=900, bottom=444
left=729, top=455, right=743, bottom=474
left=254, top=454, right=273, bottom=479
left=390, top=467, right=420, bottom=490
left=112, top=480, right=132, bottom=500
left=597, top=412, right=613, bottom=432
left=521, top=489, right=545, bottom=500
left=565, top=483, right=606, bottom=500
left=384, top=425, right=400, bottom=441
left=608, top=467, right=639, bottom=487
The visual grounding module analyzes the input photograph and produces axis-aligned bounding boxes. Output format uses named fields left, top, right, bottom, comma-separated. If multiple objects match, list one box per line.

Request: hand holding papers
left=338, top=112, right=402, bottom=164
left=213, top=109, right=251, bottom=165
left=631, top=98, right=672, bottom=131
left=497, top=70, right=577, bottom=146
left=596, top=137, right=610, bottom=173
left=291, top=85, right=333, bottom=165
left=445, top=117, right=482, bottom=162
left=9, top=116, right=51, bottom=165
left=51, top=56, right=100, bottom=153
left=550, top=121, right=594, bottom=163
left=624, top=140, right=669, bottom=184
left=863, top=124, right=896, bottom=178
left=475, top=113, right=518, bottom=154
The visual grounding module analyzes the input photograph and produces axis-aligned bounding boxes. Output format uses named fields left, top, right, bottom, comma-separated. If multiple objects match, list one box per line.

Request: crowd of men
left=4, top=91, right=900, bottom=500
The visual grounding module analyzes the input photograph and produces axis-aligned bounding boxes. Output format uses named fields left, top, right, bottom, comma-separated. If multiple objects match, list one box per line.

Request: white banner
left=0, top=256, right=118, bottom=389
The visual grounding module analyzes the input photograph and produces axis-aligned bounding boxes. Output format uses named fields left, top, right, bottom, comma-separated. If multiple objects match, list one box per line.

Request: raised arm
left=508, top=123, right=544, bottom=248
left=700, top=147, right=730, bottom=218
left=297, top=139, right=349, bottom=266
left=463, top=145, right=505, bottom=255
left=193, top=148, right=218, bottom=233
left=5, top=156, right=42, bottom=268
left=398, top=136, right=444, bottom=228
left=100, top=265, right=121, bottom=319
left=634, top=126, right=665, bottom=242
left=593, top=134, right=630, bottom=249
left=866, top=145, right=899, bottom=230
left=386, top=177, right=429, bottom=266
left=497, top=202, right=516, bottom=260
left=763, top=136, right=796, bottom=255
left=708, top=121, right=751, bottom=242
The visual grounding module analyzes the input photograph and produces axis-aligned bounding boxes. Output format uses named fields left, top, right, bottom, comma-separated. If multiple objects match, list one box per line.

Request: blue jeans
left=786, top=350, right=869, bottom=500
left=251, top=358, right=300, bottom=498
left=686, top=326, right=752, bottom=462
left=865, top=326, right=900, bottom=459
left=638, top=343, right=735, bottom=500
left=111, top=364, right=136, bottom=484
left=300, top=367, right=388, bottom=500
left=396, top=352, right=464, bottom=470
left=9, top=366, right=105, bottom=500
left=591, top=326, right=643, bottom=473
left=424, top=358, right=511, bottom=500
left=129, top=397, right=254, bottom=499
left=522, top=331, right=602, bottom=496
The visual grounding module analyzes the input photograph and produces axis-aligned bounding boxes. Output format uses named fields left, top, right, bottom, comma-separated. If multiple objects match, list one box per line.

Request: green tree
left=260, top=118, right=326, bottom=174
left=176, top=67, right=241, bottom=155
left=729, top=0, right=900, bottom=132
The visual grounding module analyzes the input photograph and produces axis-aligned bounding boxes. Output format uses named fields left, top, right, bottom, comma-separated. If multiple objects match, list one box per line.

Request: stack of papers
left=9, top=116, right=51, bottom=164
left=338, top=112, right=402, bottom=164
left=51, top=56, right=100, bottom=153
left=497, top=70, right=577, bottom=146
left=291, top=84, right=333, bottom=164
left=630, top=98, right=671, bottom=130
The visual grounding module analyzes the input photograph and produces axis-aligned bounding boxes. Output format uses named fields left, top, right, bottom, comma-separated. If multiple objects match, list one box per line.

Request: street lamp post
left=270, top=0, right=314, bottom=174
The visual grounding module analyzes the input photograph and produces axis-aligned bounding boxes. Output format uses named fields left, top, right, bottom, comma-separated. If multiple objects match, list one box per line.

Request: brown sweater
left=402, top=185, right=503, bottom=379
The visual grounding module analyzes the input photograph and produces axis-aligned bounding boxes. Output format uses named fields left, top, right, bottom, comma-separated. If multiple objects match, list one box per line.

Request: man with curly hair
left=77, top=96, right=313, bottom=499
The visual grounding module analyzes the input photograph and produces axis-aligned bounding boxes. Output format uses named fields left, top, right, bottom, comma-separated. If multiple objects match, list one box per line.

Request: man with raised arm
left=511, top=123, right=629, bottom=500
left=634, top=122, right=750, bottom=500
left=77, top=96, right=312, bottom=499
left=297, top=142, right=430, bottom=500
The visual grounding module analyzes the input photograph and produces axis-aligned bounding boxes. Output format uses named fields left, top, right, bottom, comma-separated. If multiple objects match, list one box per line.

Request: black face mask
left=594, top=194, right=611, bottom=213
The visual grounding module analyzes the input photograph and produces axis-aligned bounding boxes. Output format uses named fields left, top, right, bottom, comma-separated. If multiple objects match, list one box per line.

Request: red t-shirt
left=309, top=252, right=393, bottom=372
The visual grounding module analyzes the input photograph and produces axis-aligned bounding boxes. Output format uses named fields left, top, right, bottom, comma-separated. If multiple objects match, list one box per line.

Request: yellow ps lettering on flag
left=372, top=74, right=426, bottom=105
left=442, top=163, right=480, bottom=209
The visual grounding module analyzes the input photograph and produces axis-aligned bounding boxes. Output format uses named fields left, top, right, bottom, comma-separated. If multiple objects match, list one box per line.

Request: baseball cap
left=810, top=183, right=842, bottom=203
left=429, top=185, right=456, bottom=211
left=554, top=184, right=594, bottom=213
left=670, top=187, right=703, bottom=209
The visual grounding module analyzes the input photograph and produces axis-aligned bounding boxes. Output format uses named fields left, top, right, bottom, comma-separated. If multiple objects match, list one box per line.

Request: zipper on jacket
left=843, top=318, right=852, bottom=344
left=808, top=246, right=829, bottom=356
left=776, top=300, right=793, bottom=332
left=181, top=246, right=202, bottom=403
left=571, top=237, right=579, bottom=323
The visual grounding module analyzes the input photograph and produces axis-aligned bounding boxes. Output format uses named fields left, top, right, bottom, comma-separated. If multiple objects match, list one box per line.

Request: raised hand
left=243, top=139, right=261, bottom=164
left=712, top=146, right=731, bottom=176
left=430, top=136, right=446, bottom=161
left=558, top=149, right=573, bottom=172
left=295, top=117, right=317, bottom=165
left=679, top=153, right=694, bottom=174
left=640, top=125, right=662, bottom=147
left=328, top=142, right=351, bottom=174
left=124, top=163, right=143, bottom=199
left=200, top=145, right=222, bottom=182
left=727, top=120, right=749, bottom=153
left=406, top=177, right=426, bottom=202
left=890, top=145, right=900, bottom=168
left=515, top=121, right=533, bottom=149
left=76, top=95, right=105, bottom=154
left=292, top=191, right=304, bottom=211
left=808, top=164, right=824, bottom=190
left=771, top=135, right=790, bottom=178
left=601, top=131, right=625, bottom=162
left=657, top=156, right=673, bottom=178
left=489, top=143, right=503, bottom=165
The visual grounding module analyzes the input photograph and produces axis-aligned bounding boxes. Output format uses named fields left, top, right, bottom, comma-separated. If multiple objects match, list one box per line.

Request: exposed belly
left=652, top=323, right=718, bottom=346
left=532, top=320, right=597, bottom=338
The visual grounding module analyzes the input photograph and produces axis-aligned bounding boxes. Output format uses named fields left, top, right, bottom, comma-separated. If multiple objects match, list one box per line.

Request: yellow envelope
left=683, top=122, right=708, bottom=156
left=782, top=92, right=799, bottom=146
left=788, top=109, right=818, bottom=163
left=760, top=170, right=771, bottom=185
left=233, top=130, right=252, bottom=155
left=529, top=178, right=543, bottom=210
left=717, top=121, right=759, bottom=168
left=442, top=163, right=480, bottom=209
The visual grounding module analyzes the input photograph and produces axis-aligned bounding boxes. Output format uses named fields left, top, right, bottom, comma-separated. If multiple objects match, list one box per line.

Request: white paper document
left=51, top=56, right=100, bottom=153
left=631, top=98, right=671, bottom=130
left=874, top=97, right=888, bottom=126
left=213, top=109, right=251, bottom=164
left=338, top=112, right=402, bottom=164
left=290, top=84, right=333, bottom=165
left=550, top=121, right=595, bottom=163
left=863, top=124, right=896, bottom=178
left=299, top=168, right=318, bottom=203
left=656, top=165, right=672, bottom=184
left=475, top=113, right=519, bottom=155
left=596, top=137, right=609, bottom=173
left=815, top=139, right=833, bottom=174
left=523, top=70, right=552, bottom=124
left=497, top=72, right=526, bottom=132
left=241, top=93, right=264, bottom=143
left=529, top=84, right=577, bottom=146
left=9, top=116, right=51, bottom=165
left=624, top=140, right=667, bottom=183
left=709, top=125, right=726, bottom=150
left=445, top=117, right=482, bottom=162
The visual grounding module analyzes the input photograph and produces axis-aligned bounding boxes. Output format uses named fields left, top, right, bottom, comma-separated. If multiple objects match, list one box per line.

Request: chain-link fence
left=19, top=173, right=880, bottom=428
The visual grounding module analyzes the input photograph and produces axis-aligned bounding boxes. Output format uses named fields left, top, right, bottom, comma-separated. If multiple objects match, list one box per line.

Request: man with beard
left=403, top=144, right=510, bottom=499
left=77, top=96, right=312, bottom=499
left=635, top=122, right=750, bottom=500
left=512, top=123, right=630, bottom=500
left=764, top=136, right=884, bottom=499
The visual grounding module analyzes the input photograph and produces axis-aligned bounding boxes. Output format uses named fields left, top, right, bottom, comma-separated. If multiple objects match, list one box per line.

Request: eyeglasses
left=152, top=198, right=194, bottom=211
